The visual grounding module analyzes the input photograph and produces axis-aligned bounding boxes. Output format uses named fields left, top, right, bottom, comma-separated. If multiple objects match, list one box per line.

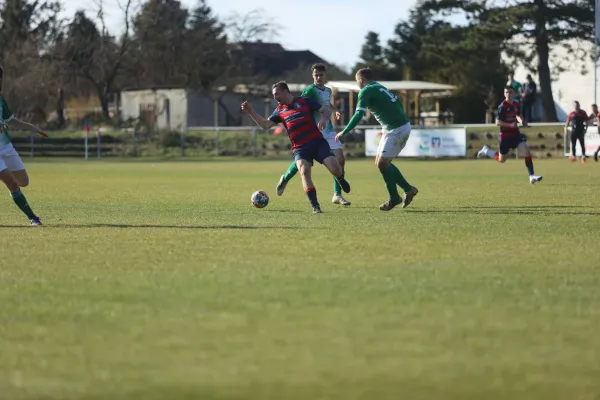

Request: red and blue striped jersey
left=268, top=97, right=323, bottom=149
left=497, top=100, right=521, bottom=138
left=567, top=110, right=589, bottom=134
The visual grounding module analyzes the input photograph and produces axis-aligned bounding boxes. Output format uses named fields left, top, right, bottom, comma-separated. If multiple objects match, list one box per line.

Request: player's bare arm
left=328, top=102, right=342, bottom=120
left=241, top=101, right=276, bottom=130
left=317, top=105, right=331, bottom=131
left=516, top=115, right=526, bottom=127
left=8, top=118, right=47, bottom=137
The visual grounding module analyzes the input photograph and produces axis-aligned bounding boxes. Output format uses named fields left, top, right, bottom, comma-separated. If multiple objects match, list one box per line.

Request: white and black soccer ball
left=251, top=190, right=269, bottom=208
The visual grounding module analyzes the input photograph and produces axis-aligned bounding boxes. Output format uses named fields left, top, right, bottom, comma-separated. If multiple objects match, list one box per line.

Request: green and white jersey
left=356, top=81, right=409, bottom=131
left=0, top=95, right=14, bottom=149
left=301, top=84, right=334, bottom=134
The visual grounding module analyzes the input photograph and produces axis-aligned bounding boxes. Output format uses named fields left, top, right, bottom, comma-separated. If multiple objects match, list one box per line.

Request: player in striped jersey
left=241, top=81, right=350, bottom=213
left=276, top=64, right=351, bottom=206
left=477, top=86, right=543, bottom=184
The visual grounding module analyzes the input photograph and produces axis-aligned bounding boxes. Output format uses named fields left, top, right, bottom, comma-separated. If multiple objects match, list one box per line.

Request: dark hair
left=272, top=81, right=290, bottom=92
left=356, top=67, right=373, bottom=81
left=311, top=63, right=326, bottom=72
left=504, top=85, right=513, bottom=91
left=593, top=104, right=598, bottom=108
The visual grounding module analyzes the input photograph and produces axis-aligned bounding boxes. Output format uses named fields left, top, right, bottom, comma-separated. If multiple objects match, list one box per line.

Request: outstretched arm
left=241, top=101, right=277, bottom=130
left=8, top=117, right=47, bottom=137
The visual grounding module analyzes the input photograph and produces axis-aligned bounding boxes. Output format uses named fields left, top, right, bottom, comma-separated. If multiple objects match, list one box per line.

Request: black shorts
left=293, top=138, right=334, bottom=164
left=571, top=130, right=585, bottom=140
left=498, top=134, right=527, bottom=155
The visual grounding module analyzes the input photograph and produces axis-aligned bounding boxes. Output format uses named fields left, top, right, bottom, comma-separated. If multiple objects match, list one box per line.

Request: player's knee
left=376, top=157, right=390, bottom=171
left=0, top=172, right=19, bottom=192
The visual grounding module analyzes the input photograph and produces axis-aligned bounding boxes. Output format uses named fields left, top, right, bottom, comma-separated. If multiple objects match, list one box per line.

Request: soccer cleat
left=336, top=177, right=351, bottom=193
left=477, top=145, right=489, bottom=159
left=582, top=156, right=587, bottom=163
left=312, top=205, right=323, bottom=213
left=570, top=156, right=576, bottom=163
left=379, top=198, right=402, bottom=211
left=529, top=175, right=543, bottom=184
left=332, top=194, right=351, bottom=206
left=402, top=186, right=419, bottom=208
left=30, top=216, right=42, bottom=226
left=276, top=175, right=288, bottom=196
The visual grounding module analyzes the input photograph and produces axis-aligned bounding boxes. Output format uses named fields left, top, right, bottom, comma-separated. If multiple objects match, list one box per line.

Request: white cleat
left=477, top=145, right=490, bottom=159
left=276, top=175, right=288, bottom=196
left=332, top=194, right=351, bottom=206
left=529, top=175, right=543, bottom=184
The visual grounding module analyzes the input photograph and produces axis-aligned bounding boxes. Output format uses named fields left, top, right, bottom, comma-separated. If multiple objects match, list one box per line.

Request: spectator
left=506, top=73, right=522, bottom=103
left=521, top=74, right=537, bottom=123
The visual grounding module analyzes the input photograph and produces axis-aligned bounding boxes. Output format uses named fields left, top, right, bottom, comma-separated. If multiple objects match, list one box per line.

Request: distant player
left=564, top=101, right=589, bottom=162
left=334, top=67, right=418, bottom=211
left=241, top=81, right=350, bottom=213
left=275, top=64, right=351, bottom=206
left=477, top=86, right=543, bottom=184
left=589, top=104, right=600, bottom=162
left=0, top=66, right=46, bottom=225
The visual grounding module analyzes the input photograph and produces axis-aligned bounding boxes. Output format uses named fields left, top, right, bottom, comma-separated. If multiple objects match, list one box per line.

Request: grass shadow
left=406, top=209, right=600, bottom=216
left=0, top=223, right=307, bottom=229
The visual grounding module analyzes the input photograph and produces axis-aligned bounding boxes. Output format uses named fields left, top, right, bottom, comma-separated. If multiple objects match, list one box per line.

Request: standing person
left=335, top=67, right=419, bottom=211
left=477, top=86, right=543, bottom=184
left=0, top=65, right=46, bottom=226
left=564, top=101, right=589, bottom=163
left=588, top=104, right=600, bottom=162
left=242, top=82, right=350, bottom=213
left=521, top=74, right=537, bottom=123
left=275, top=63, right=351, bottom=206
left=507, top=73, right=522, bottom=104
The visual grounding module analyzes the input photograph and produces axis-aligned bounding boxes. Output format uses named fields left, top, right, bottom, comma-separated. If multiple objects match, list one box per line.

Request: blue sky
left=60, top=0, right=418, bottom=69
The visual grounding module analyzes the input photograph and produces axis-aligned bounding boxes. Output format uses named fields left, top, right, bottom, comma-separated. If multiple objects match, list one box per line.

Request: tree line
left=0, top=0, right=595, bottom=126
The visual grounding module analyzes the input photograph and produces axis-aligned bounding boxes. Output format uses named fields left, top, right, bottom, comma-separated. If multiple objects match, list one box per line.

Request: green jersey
left=356, top=81, right=409, bottom=130
left=0, top=95, right=13, bottom=148
left=301, top=84, right=334, bottom=133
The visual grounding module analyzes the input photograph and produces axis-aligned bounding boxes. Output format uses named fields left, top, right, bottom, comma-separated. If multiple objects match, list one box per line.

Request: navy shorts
left=498, top=133, right=527, bottom=155
left=293, top=138, right=334, bottom=164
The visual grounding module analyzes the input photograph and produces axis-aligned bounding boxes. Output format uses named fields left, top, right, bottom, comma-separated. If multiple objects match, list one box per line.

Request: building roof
left=327, top=80, right=457, bottom=92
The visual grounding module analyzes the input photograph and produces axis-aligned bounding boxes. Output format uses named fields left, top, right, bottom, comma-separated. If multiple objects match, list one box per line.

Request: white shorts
left=377, top=122, right=411, bottom=158
left=0, top=146, right=25, bottom=172
left=322, top=131, right=343, bottom=150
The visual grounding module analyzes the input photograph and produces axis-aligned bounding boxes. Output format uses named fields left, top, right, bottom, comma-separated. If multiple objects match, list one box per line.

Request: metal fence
left=11, top=122, right=567, bottom=159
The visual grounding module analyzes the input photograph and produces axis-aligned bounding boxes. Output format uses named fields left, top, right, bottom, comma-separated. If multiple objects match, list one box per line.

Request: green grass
left=1, top=158, right=599, bottom=400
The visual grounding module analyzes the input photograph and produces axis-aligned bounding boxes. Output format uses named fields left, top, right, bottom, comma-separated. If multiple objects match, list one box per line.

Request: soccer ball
left=251, top=190, right=269, bottom=208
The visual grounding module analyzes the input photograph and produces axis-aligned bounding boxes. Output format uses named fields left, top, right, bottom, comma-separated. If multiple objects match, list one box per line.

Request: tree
left=354, top=31, right=400, bottom=79
left=0, top=0, right=63, bottom=123
left=420, top=0, right=595, bottom=121
left=55, top=0, right=134, bottom=121
left=181, top=0, right=228, bottom=88
left=130, top=0, right=189, bottom=86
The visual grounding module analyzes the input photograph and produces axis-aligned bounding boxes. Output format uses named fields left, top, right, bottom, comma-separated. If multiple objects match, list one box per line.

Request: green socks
left=333, top=168, right=344, bottom=195
left=382, top=167, right=401, bottom=202
left=283, top=161, right=298, bottom=183
left=387, top=163, right=412, bottom=192
left=11, top=190, right=36, bottom=219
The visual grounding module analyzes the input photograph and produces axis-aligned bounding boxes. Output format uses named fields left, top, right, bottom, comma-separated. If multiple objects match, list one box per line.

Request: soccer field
left=1, top=158, right=599, bottom=400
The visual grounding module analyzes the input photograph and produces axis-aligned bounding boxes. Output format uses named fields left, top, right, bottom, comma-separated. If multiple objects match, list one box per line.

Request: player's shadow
left=408, top=205, right=600, bottom=216
left=0, top=224, right=306, bottom=229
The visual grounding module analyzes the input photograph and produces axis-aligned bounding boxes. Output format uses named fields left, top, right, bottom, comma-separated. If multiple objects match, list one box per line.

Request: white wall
left=120, top=89, right=188, bottom=130
left=513, top=39, right=599, bottom=121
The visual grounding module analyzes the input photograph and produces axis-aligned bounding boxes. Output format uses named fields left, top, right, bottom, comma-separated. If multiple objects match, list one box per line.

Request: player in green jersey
left=335, top=67, right=418, bottom=211
left=0, top=66, right=47, bottom=225
left=275, top=64, right=351, bottom=206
